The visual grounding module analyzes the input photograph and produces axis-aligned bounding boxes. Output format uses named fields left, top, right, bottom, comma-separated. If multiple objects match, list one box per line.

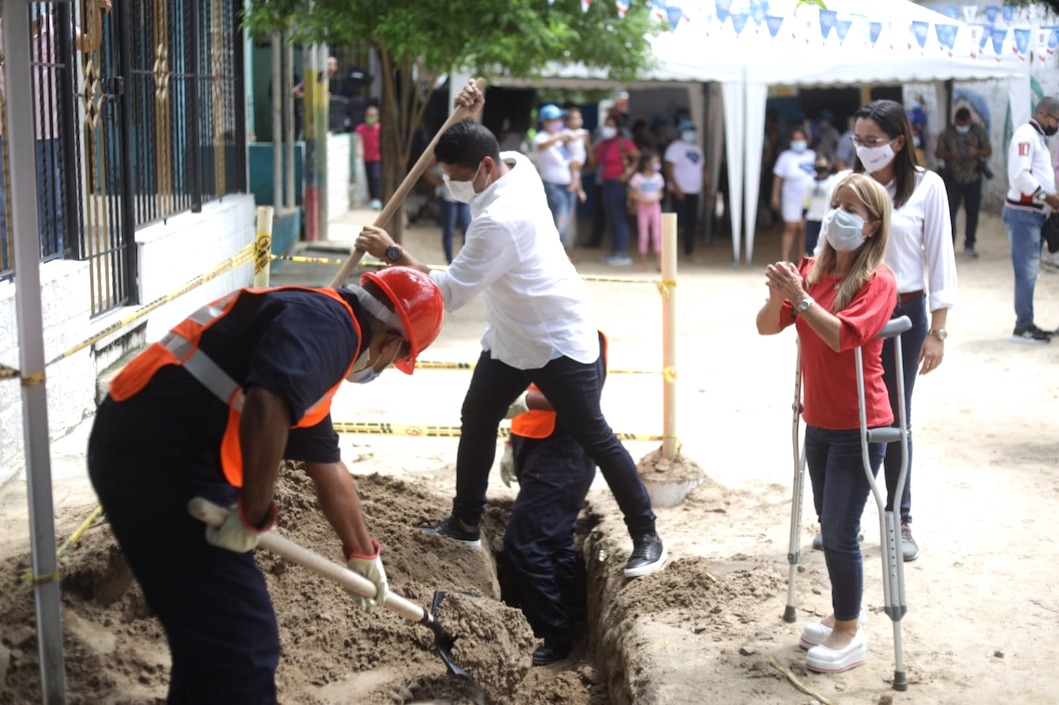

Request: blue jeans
left=452, top=348, right=656, bottom=538
left=882, top=296, right=927, bottom=524
left=602, top=179, right=630, bottom=257
left=805, top=425, right=886, bottom=621
left=440, top=199, right=470, bottom=264
left=1002, top=206, right=1045, bottom=329
left=542, top=180, right=572, bottom=244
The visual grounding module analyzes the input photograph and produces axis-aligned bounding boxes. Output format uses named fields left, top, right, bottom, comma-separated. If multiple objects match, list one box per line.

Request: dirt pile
left=0, top=467, right=561, bottom=704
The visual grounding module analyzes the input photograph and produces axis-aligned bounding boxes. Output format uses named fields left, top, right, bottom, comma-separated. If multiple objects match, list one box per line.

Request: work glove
left=505, top=391, right=530, bottom=419
left=345, top=539, right=389, bottom=612
left=499, top=441, right=518, bottom=488
left=205, top=499, right=277, bottom=553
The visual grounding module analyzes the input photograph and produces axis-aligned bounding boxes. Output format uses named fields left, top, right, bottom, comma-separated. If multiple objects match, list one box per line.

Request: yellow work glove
left=205, top=500, right=276, bottom=553
left=345, top=539, right=388, bottom=612
left=499, top=441, right=518, bottom=488
left=505, top=391, right=530, bottom=419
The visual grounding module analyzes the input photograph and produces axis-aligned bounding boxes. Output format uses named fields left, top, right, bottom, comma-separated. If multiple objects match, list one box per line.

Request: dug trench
left=0, top=459, right=788, bottom=704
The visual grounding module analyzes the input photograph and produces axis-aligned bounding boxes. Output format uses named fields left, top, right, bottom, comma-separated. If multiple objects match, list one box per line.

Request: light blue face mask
left=822, top=208, right=866, bottom=252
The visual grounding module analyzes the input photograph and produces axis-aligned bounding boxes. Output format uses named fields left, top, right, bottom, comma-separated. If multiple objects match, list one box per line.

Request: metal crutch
left=854, top=315, right=912, bottom=692
left=783, top=339, right=808, bottom=623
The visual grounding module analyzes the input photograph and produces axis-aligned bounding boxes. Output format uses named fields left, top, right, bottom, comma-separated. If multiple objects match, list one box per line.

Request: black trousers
left=504, top=432, right=595, bottom=641
left=451, top=349, right=656, bottom=538
left=88, top=396, right=280, bottom=705
left=945, top=176, right=983, bottom=249
left=669, top=192, right=701, bottom=255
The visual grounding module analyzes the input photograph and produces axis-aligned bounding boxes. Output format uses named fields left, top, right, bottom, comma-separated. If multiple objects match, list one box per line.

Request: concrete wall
left=0, top=194, right=257, bottom=485
left=327, top=132, right=352, bottom=221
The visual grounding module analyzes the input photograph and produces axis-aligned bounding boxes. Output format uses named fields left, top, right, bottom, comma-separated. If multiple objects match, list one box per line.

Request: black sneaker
left=532, top=638, right=572, bottom=666
left=420, top=516, right=481, bottom=548
left=1012, top=325, right=1051, bottom=344
left=964, top=247, right=979, bottom=258
left=623, top=534, right=668, bottom=578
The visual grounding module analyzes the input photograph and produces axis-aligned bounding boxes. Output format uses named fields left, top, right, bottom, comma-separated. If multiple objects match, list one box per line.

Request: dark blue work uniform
left=502, top=334, right=605, bottom=647
left=88, top=288, right=369, bottom=705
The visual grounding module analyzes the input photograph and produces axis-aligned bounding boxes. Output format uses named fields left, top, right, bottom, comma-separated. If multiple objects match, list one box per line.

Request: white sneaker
left=799, top=609, right=867, bottom=649
left=806, top=627, right=867, bottom=673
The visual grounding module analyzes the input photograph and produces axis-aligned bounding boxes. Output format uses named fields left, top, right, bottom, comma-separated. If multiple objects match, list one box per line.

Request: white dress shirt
left=883, top=168, right=958, bottom=313
left=815, top=168, right=957, bottom=313
left=429, top=151, right=599, bottom=369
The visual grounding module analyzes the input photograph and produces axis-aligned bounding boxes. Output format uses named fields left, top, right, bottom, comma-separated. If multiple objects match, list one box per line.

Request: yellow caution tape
left=0, top=364, right=19, bottom=380
left=412, top=359, right=657, bottom=375
left=21, top=371, right=46, bottom=386
left=0, top=504, right=104, bottom=599
left=581, top=274, right=654, bottom=284
left=46, top=244, right=254, bottom=367
left=332, top=421, right=661, bottom=442
left=656, top=278, right=677, bottom=300
left=272, top=253, right=347, bottom=266
left=662, top=366, right=678, bottom=383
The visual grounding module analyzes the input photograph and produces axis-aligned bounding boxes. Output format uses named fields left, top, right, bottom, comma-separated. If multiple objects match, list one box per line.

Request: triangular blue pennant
left=990, top=27, right=1006, bottom=54
left=765, top=15, right=783, bottom=39
left=819, top=9, right=836, bottom=39
left=984, top=6, right=1000, bottom=24
left=731, top=11, right=749, bottom=35
left=869, top=22, right=882, bottom=46
left=666, top=6, right=683, bottom=31
left=716, top=0, right=733, bottom=24
left=1014, top=28, right=1030, bottom=54
left=912, top=21, right=929, bottom=49
left=835, top=20, right=852, bottom=42
left=1002, top=5, right=1014, bottom=23
left=935, top=23, right=958, bottom=50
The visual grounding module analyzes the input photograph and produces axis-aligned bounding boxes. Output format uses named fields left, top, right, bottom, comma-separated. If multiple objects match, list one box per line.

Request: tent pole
left=3, top=0, right=68, bottom=701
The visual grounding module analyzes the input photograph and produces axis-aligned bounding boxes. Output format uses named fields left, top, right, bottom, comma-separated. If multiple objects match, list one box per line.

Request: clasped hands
left=765, top=261, right=807, bottom=304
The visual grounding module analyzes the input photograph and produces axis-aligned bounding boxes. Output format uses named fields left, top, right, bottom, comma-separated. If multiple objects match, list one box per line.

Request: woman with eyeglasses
left=846, top=99, right=958, bottom=563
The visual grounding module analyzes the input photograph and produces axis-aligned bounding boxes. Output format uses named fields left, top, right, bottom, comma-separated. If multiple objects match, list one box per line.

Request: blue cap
left=678, top=119, right=695, bottom=132
left=539, top=104, right=565, bottom=121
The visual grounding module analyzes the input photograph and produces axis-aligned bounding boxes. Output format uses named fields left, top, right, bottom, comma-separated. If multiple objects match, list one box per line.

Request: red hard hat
left=360, top=266, right=444, bottom=374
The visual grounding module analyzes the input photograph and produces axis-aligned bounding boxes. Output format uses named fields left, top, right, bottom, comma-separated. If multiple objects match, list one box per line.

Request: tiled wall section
left=0, top=194, right=256, bottom=484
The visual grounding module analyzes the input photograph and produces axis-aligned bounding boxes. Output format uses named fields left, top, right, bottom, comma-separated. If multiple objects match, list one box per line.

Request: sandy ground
left=1, top=205, right=1058, bottom=704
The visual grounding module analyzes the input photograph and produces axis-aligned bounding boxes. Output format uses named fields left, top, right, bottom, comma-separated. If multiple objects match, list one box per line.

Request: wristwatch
left=793, top=297, right=814, bottom=316
left=384, top=244, right=403, bottom=263
left=929, top=328, right=948, bottom=341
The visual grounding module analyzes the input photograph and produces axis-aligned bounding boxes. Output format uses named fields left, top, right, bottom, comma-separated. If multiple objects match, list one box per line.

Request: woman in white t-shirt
left=771, top=128, right=817, bottom=262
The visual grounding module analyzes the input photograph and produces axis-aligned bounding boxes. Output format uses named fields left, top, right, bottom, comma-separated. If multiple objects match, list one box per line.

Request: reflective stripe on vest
left=108, top=286, right=361, bottom=487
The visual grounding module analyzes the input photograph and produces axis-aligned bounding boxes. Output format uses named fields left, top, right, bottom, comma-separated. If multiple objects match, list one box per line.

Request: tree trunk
left=378, top=51, right=405, bottom=243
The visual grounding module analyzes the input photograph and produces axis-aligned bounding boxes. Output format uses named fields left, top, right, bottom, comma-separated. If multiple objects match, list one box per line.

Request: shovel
left=188, top=497, right=468, bottom=678
left=327, top=77, right=488, bottom=288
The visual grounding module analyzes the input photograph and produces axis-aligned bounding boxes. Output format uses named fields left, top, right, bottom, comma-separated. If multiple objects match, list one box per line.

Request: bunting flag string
left=869, top=21, right=882, bottom=46
left=765, top=14, right=783, bottom=39
left=615, top=0, right=629, bottom=19
left=730, top=11, right=749, bottom=35
left=911, top=20, right=929, bottom=50
left=666, top=5, right=684, bottom=32
left=835, top=19, right=851, bottom=42
left=819, top=9, right=836, bottom=39
left=935, top=23, right=958, bottom=53
left=715, top=0, right=733, bottom=24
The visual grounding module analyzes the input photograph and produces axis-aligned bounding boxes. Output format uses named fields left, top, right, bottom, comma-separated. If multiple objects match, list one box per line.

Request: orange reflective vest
left=511, top=332, right=607, bottom=440
left=109, top=287, right=361, bottom=487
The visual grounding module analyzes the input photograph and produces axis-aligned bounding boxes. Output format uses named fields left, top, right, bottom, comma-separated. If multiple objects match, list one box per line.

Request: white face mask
left=347, top=338, right=402, bottom=384
left=443, top=162, right=483, bottom=204
left=822, top=208, right=867, bottom=252
left=855, top=142, right=896, bottom=174
left=682, top=130, right=697, bottom=143
left=601, top=126, right=618, bottom=140
left=790, top=140, right=807, bottom=153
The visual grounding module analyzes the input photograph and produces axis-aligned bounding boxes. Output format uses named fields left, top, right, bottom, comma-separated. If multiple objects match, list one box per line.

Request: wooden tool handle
left=188, top=497, right=426, bottom=624
left=327, top=77, right=488, bottom=288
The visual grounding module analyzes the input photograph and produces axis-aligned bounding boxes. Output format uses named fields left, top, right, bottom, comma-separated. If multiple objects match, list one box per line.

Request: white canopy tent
left=650, top=0, right=1033, bottom=264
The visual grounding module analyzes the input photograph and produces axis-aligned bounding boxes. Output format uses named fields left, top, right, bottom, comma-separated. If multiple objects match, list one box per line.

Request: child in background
left=803, top=155, right=839, bottom=256
left=628, top=150, right=665, bottom=270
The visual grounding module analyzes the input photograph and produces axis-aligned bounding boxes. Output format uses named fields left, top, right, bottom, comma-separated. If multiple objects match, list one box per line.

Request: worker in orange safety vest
left=87, top=267, right=443, bottom=704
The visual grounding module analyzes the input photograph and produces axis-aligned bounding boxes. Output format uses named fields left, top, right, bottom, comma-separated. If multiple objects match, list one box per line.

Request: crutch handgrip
left=876, top=316, right=912, bottom=339
left=866, top=427, right=903, bottom=444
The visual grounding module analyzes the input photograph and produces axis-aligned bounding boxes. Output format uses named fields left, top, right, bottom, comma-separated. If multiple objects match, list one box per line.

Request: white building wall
left=0, top=194, right=256, bottom=485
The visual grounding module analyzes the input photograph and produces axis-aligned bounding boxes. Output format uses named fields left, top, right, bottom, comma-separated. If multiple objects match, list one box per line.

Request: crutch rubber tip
left=782, top=606, right=797, bottom=623
left=893, top=670, right=908, bottom=691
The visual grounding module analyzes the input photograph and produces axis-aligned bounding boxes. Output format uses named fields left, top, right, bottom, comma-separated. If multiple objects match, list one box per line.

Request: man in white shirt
left=355, top=80, right=666, bottom=579
left=533, top=104, right=575, bottom=246
left=1002, top=97, right=1059, bottom=343
left=664, top=120, right=712, bottom=257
